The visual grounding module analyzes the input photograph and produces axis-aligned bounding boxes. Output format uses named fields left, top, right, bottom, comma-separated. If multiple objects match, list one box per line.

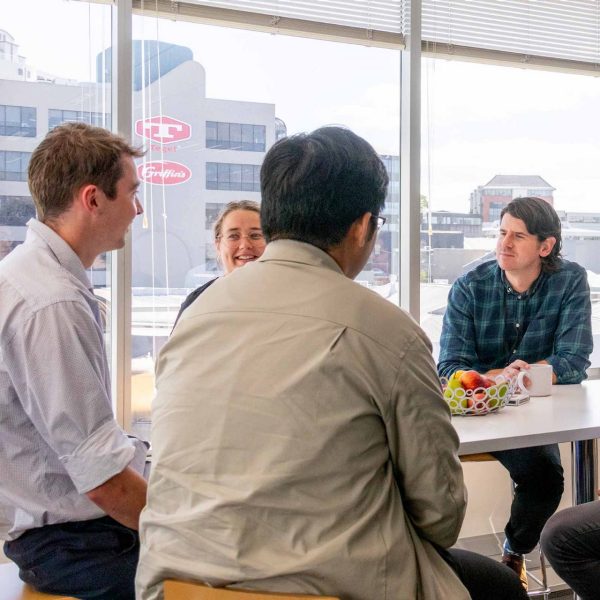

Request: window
left=0, top=105, right=36, bottom=137
left=48, top=109, right=111, bottom=130
left=420, top=58, right=600, bottom=370
left=206, top=162, right=261, bottom=192
left=484, top=188, right=512, bottom=197
left=206, top=121, right=266, bottom=151
left=0, top=195, right=35, bottom=225
left=129, top=11, right=400, bottom=439
left=0, top=151, right=30, bottom=181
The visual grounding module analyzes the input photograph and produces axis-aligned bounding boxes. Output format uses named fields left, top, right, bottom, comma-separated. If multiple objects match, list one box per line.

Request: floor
left=455, top=532, right=574, bottom=598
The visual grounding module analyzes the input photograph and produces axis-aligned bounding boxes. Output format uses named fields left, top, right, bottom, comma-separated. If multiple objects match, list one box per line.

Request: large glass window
left=129, top=13, right=400, bottom=439
left=420, top=59, right=600, bottom=368
left=0, top=0, right=113, bottom=396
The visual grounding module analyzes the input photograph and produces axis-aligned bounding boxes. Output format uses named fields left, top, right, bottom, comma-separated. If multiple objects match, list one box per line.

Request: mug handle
left=516, top=369, right=531, bottom=393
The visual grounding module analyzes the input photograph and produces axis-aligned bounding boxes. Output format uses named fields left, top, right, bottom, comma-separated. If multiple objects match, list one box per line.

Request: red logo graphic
left=138, top=161, right=192, bottom=186
left=135, top=115, right=192, bottom=145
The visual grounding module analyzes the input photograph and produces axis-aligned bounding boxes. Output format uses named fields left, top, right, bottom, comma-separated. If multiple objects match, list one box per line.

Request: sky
left=2, top=0, right=600, bottom=214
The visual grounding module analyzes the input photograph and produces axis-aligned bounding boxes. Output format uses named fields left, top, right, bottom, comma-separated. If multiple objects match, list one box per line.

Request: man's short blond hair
left=28, top=122, right=144, bottom=222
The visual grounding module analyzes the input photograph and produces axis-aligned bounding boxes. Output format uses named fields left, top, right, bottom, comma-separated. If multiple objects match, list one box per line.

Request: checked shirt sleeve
left=547, top=268, right=592, bottom=384
left=437, top=277, right=479, bottom=379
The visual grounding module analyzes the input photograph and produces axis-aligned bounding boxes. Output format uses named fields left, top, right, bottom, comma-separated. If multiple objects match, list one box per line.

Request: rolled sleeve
left=5, top=301, right=140, bottom=492
left=61, top=419, right=137, bottom=493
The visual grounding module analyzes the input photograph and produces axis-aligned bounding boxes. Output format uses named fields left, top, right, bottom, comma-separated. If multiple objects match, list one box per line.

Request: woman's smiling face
left=215, top=209, right=266, bottom=274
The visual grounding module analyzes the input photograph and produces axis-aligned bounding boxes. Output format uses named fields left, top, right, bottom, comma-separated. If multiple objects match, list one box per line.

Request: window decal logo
left=138, top=161, right=192, bottom=185
left=135, top=116, right=192, bottom=145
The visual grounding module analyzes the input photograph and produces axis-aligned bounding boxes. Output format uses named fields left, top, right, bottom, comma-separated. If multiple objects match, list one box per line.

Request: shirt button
left=518, top=295, right=522, bottom=299
left=513, top=349, right=517, bottom=353
left=516, top=323, right=520, bottom=328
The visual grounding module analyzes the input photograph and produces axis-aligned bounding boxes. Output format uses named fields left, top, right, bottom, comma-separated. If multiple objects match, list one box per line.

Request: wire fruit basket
left=440, top=375, right=515, bottom=416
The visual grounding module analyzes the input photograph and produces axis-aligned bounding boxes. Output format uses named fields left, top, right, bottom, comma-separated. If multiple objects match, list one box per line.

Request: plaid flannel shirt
left=438, top=259, right=592, bottom=384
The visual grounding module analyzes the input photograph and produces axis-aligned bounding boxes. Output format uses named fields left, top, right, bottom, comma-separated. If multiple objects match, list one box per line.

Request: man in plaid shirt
left=438, top=196, right=592, bottom=590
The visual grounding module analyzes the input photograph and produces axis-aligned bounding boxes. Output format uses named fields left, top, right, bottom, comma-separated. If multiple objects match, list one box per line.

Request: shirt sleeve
left=437, top=277, right=478, bottom=379
left=386, top=329, right=467, bottom=548
left=4, top=300, right=140, bottom=494
left=546, top=268, right=592, bottom=384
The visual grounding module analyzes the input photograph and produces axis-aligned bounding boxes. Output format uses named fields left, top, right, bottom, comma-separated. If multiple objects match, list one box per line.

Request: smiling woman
left=172, top=200, right=264, bottom=327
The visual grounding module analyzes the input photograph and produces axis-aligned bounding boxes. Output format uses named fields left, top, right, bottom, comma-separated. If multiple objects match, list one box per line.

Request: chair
left=163, top=580, right=340, bottom=600
left=0, top=562, right=75, bottom=600
left=460, top=453, right=551, bottom=599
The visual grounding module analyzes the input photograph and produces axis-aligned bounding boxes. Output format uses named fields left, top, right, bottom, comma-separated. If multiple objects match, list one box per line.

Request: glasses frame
left=371, top=214, right=386, bottom=231
left=217, top=232, right=266, bottom=246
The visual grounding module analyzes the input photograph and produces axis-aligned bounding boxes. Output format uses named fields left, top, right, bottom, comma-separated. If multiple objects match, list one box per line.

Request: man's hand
left=86, top=466, right=147, bottom=530
left=487, top=360, right=530, bottom=382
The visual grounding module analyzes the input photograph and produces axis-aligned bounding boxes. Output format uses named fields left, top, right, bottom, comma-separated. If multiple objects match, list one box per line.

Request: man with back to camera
left=136, top=126, right=527, bottom=600
left=438, top=196, right=593, bottom=589
left=0, top=122, right=148, bottom=600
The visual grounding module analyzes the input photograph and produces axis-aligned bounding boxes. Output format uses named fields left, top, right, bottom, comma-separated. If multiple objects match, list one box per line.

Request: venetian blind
left=418, top=0, right=600, bottom=73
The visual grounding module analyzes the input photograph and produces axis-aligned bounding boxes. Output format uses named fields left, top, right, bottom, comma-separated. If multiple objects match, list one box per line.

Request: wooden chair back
left=0, top=562, right=75, bottom=600
left=163, top=580, right=340, bottom=600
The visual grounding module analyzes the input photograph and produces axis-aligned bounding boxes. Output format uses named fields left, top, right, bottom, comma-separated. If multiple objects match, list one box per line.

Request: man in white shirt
left=137, top=126, right=527, bottom=600
left=0, top=123, right=147, bottom=600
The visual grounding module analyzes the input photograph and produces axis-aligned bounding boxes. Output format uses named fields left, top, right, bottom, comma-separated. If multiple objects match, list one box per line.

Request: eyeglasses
left=218, top=231, right=266, bottom=246
left=371, top=215, right=386, bottom=231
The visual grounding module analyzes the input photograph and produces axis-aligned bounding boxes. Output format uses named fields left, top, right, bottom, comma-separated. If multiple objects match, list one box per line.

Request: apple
left=459, top=370, right=487, bottom=391
left=482, top=376, right=496, bottom=388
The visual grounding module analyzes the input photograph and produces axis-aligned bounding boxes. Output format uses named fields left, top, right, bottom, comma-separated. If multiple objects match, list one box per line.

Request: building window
left=0, top=105, right=36, bottom=137
left=484, top=188, right=512, bottom=196
left=527, top=189, right=549, bottom=197
left=206, top=162, right=261, bottom=192
left=206, top=121, right=266, bottom=152
left=0, top=151, right=31, bottom=181
left=0, top=195, right=35, bottom=225
left=48, top=109, right=111, bottom=130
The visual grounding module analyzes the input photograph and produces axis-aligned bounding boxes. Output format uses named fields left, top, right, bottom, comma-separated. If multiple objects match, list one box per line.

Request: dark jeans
left=3, top=516, right=139, bottom=600
left=540, top=500, right=600, bottom=600
left=492, top=443, right=564, bottom=554
left=443, top=548, right=529, bottom=599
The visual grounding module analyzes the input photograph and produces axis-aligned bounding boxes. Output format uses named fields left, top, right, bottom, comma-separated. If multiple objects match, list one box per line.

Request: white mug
left=516, top=364, right=553, bottom=397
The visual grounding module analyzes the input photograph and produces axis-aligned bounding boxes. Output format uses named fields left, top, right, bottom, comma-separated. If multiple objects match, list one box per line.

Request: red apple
left=482, top=376, right=496, bottom=388
left=459, top=370, right=486, bottom=391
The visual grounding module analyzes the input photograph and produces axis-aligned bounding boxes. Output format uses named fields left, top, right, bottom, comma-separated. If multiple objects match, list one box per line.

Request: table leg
left=571, top=439, right=598, bottom=505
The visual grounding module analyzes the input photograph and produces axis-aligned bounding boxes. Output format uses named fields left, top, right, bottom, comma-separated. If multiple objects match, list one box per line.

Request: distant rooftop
left=483, top=175, right=555, bottom=189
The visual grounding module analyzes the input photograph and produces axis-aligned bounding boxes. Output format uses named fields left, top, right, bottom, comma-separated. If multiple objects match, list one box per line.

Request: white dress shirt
left=0, top=219, right=146, bottom=540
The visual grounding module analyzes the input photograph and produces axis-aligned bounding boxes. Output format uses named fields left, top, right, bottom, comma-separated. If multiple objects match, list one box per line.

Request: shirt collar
left=26, top=218, right=92, bottom=290
left=500, top=267, right=546, bottom=297
left=258, top=239, right=344, bottom=275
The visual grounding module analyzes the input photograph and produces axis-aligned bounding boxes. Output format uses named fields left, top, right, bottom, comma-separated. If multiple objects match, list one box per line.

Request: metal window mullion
left=111, top=0, right=134, bottom=429
left=400, top=0, right=421, bottom=320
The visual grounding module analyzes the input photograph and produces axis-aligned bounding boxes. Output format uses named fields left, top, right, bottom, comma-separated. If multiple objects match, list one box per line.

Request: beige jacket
left=137, top=240, right=469, bottom=600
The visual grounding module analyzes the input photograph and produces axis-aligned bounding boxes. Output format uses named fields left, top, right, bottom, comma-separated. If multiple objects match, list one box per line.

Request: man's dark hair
left=501, top=196, right=562, bottom=272
left=260, top=126, right=389, bottom=250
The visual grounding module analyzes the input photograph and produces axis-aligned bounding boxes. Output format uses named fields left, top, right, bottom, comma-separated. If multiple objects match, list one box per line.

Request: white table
left=452, top=380, right=600, bottom=503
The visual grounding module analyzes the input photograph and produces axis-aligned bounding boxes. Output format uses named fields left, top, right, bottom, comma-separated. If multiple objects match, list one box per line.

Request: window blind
left=130, top=0, right=404, bottom=48
left=418, top=0, right=600, bottom=74
left=86, top=1, right=600, bottom=73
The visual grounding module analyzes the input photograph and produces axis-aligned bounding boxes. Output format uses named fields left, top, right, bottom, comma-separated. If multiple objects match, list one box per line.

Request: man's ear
left=539, top=236, right=556, bottom=258
left=354, top=212, right=373, bottom=248
left=79, top=184, right=100, bottom=214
